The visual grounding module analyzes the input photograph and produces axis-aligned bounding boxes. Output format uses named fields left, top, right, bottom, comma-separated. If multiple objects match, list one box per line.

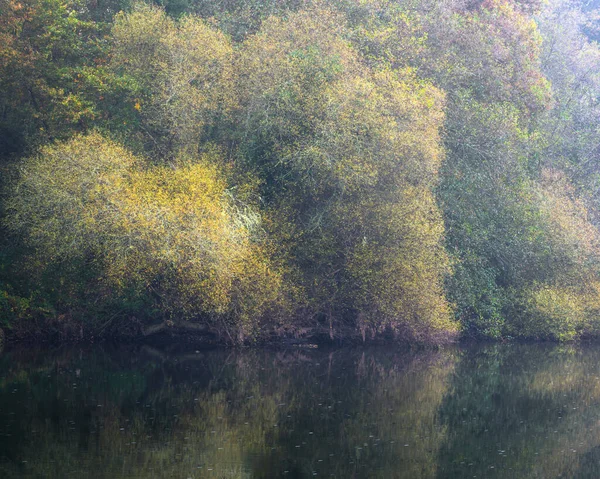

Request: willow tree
left=5, top=133, right=287, bottom=342
left=110, top=3, right=234, bottom=157
left=234, top=9, right=457, bottom=341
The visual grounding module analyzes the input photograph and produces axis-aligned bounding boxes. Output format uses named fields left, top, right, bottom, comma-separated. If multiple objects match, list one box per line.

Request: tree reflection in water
left=2, top=344, right=600, bottom=478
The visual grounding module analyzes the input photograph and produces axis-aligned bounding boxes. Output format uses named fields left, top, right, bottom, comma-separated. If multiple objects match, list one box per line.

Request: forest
left=1, top=0, right=600, bottom=345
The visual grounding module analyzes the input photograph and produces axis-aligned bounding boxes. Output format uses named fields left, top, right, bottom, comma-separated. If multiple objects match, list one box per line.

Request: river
left=0, top=343, right=599, bottom=478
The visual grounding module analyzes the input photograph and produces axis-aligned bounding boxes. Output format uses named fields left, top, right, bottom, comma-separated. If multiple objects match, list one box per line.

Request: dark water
left=1, top=344, right=600, bottom=478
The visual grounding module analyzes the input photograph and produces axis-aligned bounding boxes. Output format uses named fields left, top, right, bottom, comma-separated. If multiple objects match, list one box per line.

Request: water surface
left=0, top=343, right=599, bottom=478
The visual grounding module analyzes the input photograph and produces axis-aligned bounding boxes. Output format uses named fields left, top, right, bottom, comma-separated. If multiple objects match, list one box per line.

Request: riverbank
left=0, top=312, right=464, bottom=350
left=3, top=316, right=598, bottom=352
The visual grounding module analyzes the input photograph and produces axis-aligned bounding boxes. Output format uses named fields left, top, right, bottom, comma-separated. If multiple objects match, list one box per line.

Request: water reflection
left=1, top=344, right=600, bottom=477
left=437, top=344, right=600, bottom=478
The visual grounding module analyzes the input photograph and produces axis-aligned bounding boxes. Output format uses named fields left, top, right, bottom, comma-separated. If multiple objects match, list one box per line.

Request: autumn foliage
left=2, top=0, right=600, bottom=344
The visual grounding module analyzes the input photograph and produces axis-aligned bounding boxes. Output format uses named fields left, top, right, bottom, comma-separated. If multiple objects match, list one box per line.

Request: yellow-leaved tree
left=512, top=169, right=600, bottom=340
left=5, top=133, right=287, bottom=342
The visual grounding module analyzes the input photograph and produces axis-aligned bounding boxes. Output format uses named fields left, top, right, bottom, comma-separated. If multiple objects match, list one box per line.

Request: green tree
left=110, top=3, right=234, bottom=158
left=233, top=8, right=456, bottom=341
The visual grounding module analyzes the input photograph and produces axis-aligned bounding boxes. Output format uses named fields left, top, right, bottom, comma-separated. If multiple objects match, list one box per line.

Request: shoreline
left=2, top=323, right=597, bottom=353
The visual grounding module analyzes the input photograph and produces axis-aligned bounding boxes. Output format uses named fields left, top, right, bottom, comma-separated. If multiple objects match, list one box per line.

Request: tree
left=0, top=0, right=123, bottom=158
left=5, top=133, right=287, bottom=342
left=110, top=3, right=234, bottom=157
left=233, top=8, right=456, bottom=341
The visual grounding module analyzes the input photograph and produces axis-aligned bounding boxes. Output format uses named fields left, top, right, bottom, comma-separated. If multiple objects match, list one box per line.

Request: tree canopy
left=2, top=0, right=600, bottom=344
